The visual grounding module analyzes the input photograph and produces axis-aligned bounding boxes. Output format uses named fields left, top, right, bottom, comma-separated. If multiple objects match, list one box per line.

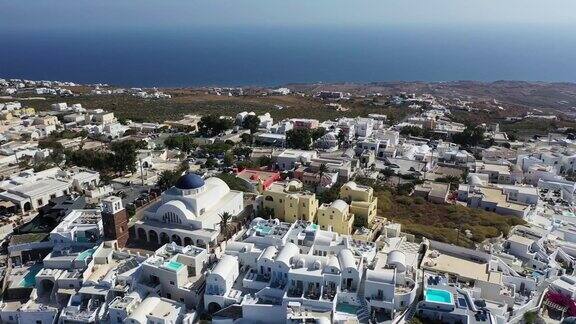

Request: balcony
left=322, top=284, right=338, bottom=301
left=395, top=279, right=416, bottom=295
left=305, top=286, right=321, bottom=300
left=287, top=287, right=303, bottom=298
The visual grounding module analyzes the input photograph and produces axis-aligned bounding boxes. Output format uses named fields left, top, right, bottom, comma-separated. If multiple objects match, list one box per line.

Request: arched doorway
left=171, top=235, right=182, bottom=246
left=148, top=230, right=159, bottom=244
left=160, top=232, right=170, bottom=244
left=184, top=237, right=192, bottom=246
left=38, top=279, right=55, bottom=298
left=23, top=202, right=32, bottom=212
left=207, top=302, right=222, bottom=313
left=137, top=228, right=147, bottom=241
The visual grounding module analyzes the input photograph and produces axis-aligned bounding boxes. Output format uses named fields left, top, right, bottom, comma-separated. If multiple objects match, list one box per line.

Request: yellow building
left=13, top=107, right=36, bottom=116
left=0, top=112, right=13, bottom=121
left=339, top=181, right=378, bottom=227
left=34, top=115, right=59, bottom=126
left=260, top=180, right=319, bottom=223
left=317, top=199, right=354, bottom=235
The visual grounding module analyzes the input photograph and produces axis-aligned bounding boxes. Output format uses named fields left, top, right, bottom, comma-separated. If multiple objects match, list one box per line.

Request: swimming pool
left=255, top=224, right=273, bottom=235
left=76, top=247, right=96, bottom=261
left=336, top=303, right=358, bottom=314
left=163, top=260, right=184, bottom=271
left=19, top=264, right=43, bottom=288
left=425, top=288, right=453, bottom=305
left=562, top=210, right=575, bottom=218
left=532, top=270, right=545, bottom=279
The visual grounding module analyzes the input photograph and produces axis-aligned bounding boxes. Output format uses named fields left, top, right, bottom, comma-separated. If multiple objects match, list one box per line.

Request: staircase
left=356, top=269, right=371, bottom=323
left=356, top=296, right=371, bottom=323
left=404, top=302, right=417, bottom=321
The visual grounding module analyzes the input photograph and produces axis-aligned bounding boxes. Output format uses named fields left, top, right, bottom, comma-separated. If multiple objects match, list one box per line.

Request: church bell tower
left=101, top=196, right=129, bottom=248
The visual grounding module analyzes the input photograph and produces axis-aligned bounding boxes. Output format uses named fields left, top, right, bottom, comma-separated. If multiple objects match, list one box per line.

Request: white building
left=50, top=209, right=104, bottom=250
left=273, top=149, right=318, bottom=171
left=135, top=173, right=244, bottom=248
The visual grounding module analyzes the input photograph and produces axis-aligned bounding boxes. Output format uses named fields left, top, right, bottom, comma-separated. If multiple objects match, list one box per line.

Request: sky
left=1, top=0, right=576, bottom=32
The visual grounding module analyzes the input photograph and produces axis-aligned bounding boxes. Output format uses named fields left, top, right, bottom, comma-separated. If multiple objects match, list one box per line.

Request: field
left=14, top=90, right=409, bottom=123
left=375, top=190, right=525, bottom=247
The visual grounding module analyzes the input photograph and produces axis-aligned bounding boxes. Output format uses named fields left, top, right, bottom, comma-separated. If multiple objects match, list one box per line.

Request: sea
left=1, top=25, right=575, bottom=87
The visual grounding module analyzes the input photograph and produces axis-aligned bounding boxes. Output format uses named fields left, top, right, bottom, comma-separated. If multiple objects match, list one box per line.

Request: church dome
left=175, top=173, right=205, bottom=190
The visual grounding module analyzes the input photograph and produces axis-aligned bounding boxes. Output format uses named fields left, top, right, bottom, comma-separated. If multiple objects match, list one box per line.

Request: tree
left=219, top=212, right=233, bottom=239
left=110, top=140, right=140, bottom=173
left=242, top=115, right=260, bottom=134
left=164, top=134, right=197, bottom=153
left=240, top=133, right=253, bottom=145
left=156, top=170, right=182, bottom=191
left=317, top=182, right=342, bottom=204
left=286, top=129, right=312, bottom=150
left=216, top=173, right=251, bottom=192
left=258, top=156, right=273, bottom=168
left=381, top=167, right=395, bottom=178
left=311, top=128, right=326, bottom=141
left=452, top=126, right=485, bottom=148
left=66, top=141, right=140, bottom=174
left=223, top=152, right=235, bottom=167
left=316, top=163, right=328, bottom=193
left=237, top=160, right=258, bottom=170
left=204, top=158, right=218, bottom=168
left=337, top=129, right=348, bottom=146
left=202, top=142, right=233, bottom=155
left=198, top=114, right=233, bottom=137
left=400, top=126, right=431, bottom=138
left=233, top=146, right=252, bottom=158
left=396, top=182, right=415, bottom=196
left=523, top=311, right=541, bottom=324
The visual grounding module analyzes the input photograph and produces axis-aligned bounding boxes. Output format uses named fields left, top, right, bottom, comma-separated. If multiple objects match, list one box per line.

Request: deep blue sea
left=1, top=26, right=575, bottom=87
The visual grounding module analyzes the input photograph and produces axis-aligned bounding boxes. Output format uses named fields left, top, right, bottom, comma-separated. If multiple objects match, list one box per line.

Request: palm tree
left=219, top=212, right=233, bottom=239
left=337, top=129, right=347, bottom=148
left=316, top=163, right=328, bottom=193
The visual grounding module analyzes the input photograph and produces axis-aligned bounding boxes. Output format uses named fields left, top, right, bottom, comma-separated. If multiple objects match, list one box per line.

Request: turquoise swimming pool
left=163, top=260, right=184, bottom=271
left=336, top=303, right=358, bottom=314
left=255, top=224, right=273, bottom=235
left=562, top=210, right=575, bottom=218
left=19, top=264, right=42, bottom=288
left=425, top=288, right=453, bottom=304
left=76, top=247, right=96, bottom=261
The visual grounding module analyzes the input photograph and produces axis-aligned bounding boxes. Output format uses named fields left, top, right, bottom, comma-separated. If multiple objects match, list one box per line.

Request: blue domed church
left=134, top=173, right=244, bottom=248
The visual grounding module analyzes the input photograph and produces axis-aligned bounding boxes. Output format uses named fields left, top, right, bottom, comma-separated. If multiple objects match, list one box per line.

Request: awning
left=0, top=200, right=15, bottom=208
left=57, top=288, right=77, bottom=295
left=0, top=192, right=27, bottom=203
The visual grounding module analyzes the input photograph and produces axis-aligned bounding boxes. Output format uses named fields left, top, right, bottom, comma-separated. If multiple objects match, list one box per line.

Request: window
left=170, top=281, right=175, bottom=285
